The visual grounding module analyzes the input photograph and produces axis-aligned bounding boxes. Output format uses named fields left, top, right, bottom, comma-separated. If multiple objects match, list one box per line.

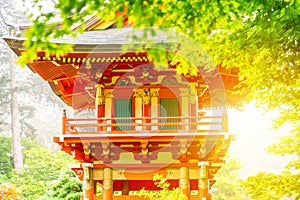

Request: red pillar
left=96, top=84, right=105, bottom=131
left=97, top=104, right=105, bottom=131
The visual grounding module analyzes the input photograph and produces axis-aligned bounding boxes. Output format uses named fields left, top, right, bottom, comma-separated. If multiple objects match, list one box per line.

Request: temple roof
left=3, top=17, right=245, bottom=110
left=4, top=26, right=173, bottom=55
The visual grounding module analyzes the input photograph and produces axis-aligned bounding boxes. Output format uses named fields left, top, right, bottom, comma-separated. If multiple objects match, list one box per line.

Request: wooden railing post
left=61, top=109, right=67, bottom=135
left=96, top=84, right=105, bottom=131
left=150, top=88, right=160, bottom=131
left=223, top=108, right=228, bottom=132
left=104, top=89, right=114, bottom=132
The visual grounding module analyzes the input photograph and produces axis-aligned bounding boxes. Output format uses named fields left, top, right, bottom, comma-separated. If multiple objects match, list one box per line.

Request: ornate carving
left=83, top=143, right=90, bottom=160
left=103, top=89, right=114, bottom=98
left=96, top=84, right=104, bottom=105
left=85, top=60, right=92, bottom=69
left=93, top=169, right=103, bottom=180
left=102, top=142, right=111, bottom=162
left=180, top=139, right=188, bottom=154
left=143, top=88, right=151, bottom=105
left=150, top=88, right=160, bottom=97
left=117, top=79, right=131, bottom=86
left=134, top=89, right=151, bottom=104
left=72, top=168, right=84, bottom=180
left=133, top=89, right=143, bottom=98
left=162, top=77, right=177, bottom=85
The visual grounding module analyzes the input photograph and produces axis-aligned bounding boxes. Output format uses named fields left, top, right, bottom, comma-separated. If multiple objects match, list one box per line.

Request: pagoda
left=4, top=16, right=244, bottom=200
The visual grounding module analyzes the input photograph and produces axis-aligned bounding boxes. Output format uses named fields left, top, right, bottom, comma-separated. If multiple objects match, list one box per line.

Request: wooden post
left=103, top=168, right=113, bottom=200
left=104, top=89, right=114, bottom=132
left=61, top=109, right=67, bottom=135
left=83, top=163, right=94, bottom=200
left=150, top=88, right=160, bottom=131
left=198, top=161, right=209, bottom=200
left=179, top=166, right=190, bottom=199
left=96, top=84, right=105, bottom=131
left=143, top=88, right=151, bottom=130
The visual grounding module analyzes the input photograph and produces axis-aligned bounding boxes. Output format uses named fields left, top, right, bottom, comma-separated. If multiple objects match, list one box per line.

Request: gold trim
left=96, top=84, right=104, bottom=105
left=113, top=169, right=126, bottom=180
left=150, top=88, right=160, bottom=97
left=166, top=168, right=180, bottom=179
left=93, top=169, right=103, bottom=180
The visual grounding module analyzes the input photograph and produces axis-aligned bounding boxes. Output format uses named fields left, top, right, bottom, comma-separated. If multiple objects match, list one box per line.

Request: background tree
left=0, top=135, right=79, bottom=200
left=39, top=170, right=82, bottom=200
left=241, top=171, right=300, bottom=200
left=0, top=136, right=13, bottom=182
left=1, top=0, right=67, bottom=171
left=9, top=50, right=23, bottom=170
left=9, top=141, right=78, bottom=200
left=211, top=158, right=247, bottom=200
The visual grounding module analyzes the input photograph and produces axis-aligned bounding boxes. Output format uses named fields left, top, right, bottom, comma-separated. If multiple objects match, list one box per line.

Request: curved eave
left=3, top=27, right=174, bottom=53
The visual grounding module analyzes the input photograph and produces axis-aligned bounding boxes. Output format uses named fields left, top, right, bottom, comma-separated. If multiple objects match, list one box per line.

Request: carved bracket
left=83, top=143, right=91, bottom=161
left=102, top=142, right=112, bottom=163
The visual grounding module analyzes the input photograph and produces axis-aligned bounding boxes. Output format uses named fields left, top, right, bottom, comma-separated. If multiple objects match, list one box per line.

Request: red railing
left=61, top=109, right=227, bottom=135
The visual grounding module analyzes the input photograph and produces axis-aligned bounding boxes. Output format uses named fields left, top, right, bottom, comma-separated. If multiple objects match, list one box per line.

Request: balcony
left=53, top=108, right=232, bottom=164
left=61, top=108, right=228, bottom=135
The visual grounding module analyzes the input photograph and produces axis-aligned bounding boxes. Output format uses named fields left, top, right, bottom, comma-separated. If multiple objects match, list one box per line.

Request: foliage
left=0, top=136, right=13, bottom=181
left=268, top=126, right=300, bottom=170
left=211, top=158, right=247, bottom=200
left=39, top=170, right=82, bottom=200
left=241, top=171, right=300, bottom=200
left=7, top=0, right=300, bottom=198
left=0, top=182, right=21, bottom=200
left=9, top=142, right=77, bottom=200
left=139, top=173, right=187, bottom=200
left=0, top=136, right=42, bottom=183
left=21, top=0, right=300, bottom=129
